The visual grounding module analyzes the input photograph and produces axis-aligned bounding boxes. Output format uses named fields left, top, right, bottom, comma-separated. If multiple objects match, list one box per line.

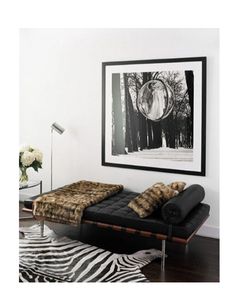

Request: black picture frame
left=102, top=57, right=206, bottom=176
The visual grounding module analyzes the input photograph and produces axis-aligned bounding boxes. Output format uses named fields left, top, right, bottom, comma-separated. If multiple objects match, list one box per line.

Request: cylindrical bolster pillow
left=161, top=184, right=205, bottom=224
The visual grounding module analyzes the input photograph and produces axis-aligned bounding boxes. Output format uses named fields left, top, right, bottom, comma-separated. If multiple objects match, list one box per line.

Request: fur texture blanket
left=33, top=180, right=123, bottom=225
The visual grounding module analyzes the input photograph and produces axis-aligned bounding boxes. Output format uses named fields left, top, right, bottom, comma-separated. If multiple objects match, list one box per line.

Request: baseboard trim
left=197, top=224, right=219, bottom=239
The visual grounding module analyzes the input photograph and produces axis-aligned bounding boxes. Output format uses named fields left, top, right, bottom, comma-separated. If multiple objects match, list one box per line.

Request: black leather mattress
left=24, top=190, right=210, bottom=240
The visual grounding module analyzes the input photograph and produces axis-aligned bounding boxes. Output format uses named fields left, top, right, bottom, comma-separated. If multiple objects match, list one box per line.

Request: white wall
left=20, top=28, right=219, bottom=238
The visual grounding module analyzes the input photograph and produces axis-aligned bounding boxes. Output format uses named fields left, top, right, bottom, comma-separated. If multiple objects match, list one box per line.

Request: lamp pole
left=51, top=127, right=53, bottom=191
left=50, top=122, right=65, bottom=191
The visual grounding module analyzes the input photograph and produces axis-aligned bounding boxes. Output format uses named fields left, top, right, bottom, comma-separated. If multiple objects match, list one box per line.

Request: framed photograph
left=102, top=57, right=206, bottom=176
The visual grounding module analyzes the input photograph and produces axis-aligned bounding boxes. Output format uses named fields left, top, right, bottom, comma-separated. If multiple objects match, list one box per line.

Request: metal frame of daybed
left=38, top=214, right=209, bottom=271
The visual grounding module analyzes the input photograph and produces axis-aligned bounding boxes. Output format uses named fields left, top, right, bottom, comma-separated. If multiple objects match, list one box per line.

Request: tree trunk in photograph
left=138, top=113, right=147, bottom=150
left=145, top=73, right=155, bottom=149
left=152, top=121, right=162, bottom=148
left=112, top=73, right=126, bottom=155
left=170, top=116, right=177, bottom=149
left=128, top=88, right=138, bottom=152
left=185, top=71, right=194, bottom=146
left=163, top=113, right=176, bottom=149
left=134, top=77, right=142, bottom=150
left=162, top=117, right=169, bottom=148
left=138, top=73, right=149, bottom=150
left=147, top=120, right=154, bottom=148
left=124, top=73, right=138, bottom=152
left=186, top=117, right=192, bottom=148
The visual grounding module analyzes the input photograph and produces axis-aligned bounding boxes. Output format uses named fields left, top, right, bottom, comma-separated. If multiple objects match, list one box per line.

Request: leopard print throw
left=33, top=180, right=123, bottom=225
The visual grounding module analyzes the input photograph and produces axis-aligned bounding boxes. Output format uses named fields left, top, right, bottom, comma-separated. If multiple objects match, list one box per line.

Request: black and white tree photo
left=102, top=58, right=206, bottom=175
left=112, top=70, right=194, bottom=161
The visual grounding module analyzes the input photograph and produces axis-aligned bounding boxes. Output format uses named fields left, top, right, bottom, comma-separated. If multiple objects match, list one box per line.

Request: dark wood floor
left=19, top=203, right=219, bottom=282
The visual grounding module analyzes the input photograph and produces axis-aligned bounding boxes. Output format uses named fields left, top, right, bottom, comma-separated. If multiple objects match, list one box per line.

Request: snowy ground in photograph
left=117, top=147, right=193, bottom=162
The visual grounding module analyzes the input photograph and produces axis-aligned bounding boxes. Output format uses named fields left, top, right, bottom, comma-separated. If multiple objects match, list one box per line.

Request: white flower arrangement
left=19, top=145, right=43, bottom=183
left=21, top=151, right=35, bottom=166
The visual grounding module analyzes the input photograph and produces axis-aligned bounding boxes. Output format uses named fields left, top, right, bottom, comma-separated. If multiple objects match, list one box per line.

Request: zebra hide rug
left=19, top=224, right=162, bottom=282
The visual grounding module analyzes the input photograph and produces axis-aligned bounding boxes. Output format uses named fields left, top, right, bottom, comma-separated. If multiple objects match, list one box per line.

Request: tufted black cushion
left=25, top=189, right=210, bottom=239
left=83, top=190, right=209, bottom=239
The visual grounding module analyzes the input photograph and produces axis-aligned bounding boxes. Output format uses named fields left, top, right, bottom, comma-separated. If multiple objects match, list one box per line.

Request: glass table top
left=19, top=180, right=41, bottom=190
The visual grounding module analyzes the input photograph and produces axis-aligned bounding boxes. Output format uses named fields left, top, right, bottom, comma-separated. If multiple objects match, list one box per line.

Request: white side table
left=19, top=180, right=42, bottom=194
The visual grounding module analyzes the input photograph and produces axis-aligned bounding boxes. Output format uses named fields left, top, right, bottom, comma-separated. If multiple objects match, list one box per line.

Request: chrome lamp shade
left=51, top=122, right=65, bottom=135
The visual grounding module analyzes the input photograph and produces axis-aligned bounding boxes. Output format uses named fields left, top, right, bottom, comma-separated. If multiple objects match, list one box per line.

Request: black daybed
left=24, top=184, right=210, bottom=270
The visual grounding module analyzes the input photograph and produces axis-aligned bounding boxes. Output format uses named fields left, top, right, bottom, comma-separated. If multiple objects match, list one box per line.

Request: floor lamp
left=51, top=122, right=65, bottom=191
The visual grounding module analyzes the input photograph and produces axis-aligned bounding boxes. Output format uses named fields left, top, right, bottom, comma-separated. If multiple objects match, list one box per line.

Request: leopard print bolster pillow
left=168, top=181, right=186, bottom=192
left=128, top=181, right=186, bottom=218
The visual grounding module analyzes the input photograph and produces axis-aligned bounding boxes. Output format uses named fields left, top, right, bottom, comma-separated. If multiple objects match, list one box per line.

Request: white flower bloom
left=20, top=145, right=30, bottom=153
left=21, top=151, right=35, bottom=167
left=33, top=149, right=43, bottom=163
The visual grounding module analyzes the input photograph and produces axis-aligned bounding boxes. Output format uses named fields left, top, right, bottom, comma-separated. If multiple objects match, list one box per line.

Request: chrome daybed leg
left=40, top=220, right=44, bottom=237
left=161, top=240, right=166, bottom=271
